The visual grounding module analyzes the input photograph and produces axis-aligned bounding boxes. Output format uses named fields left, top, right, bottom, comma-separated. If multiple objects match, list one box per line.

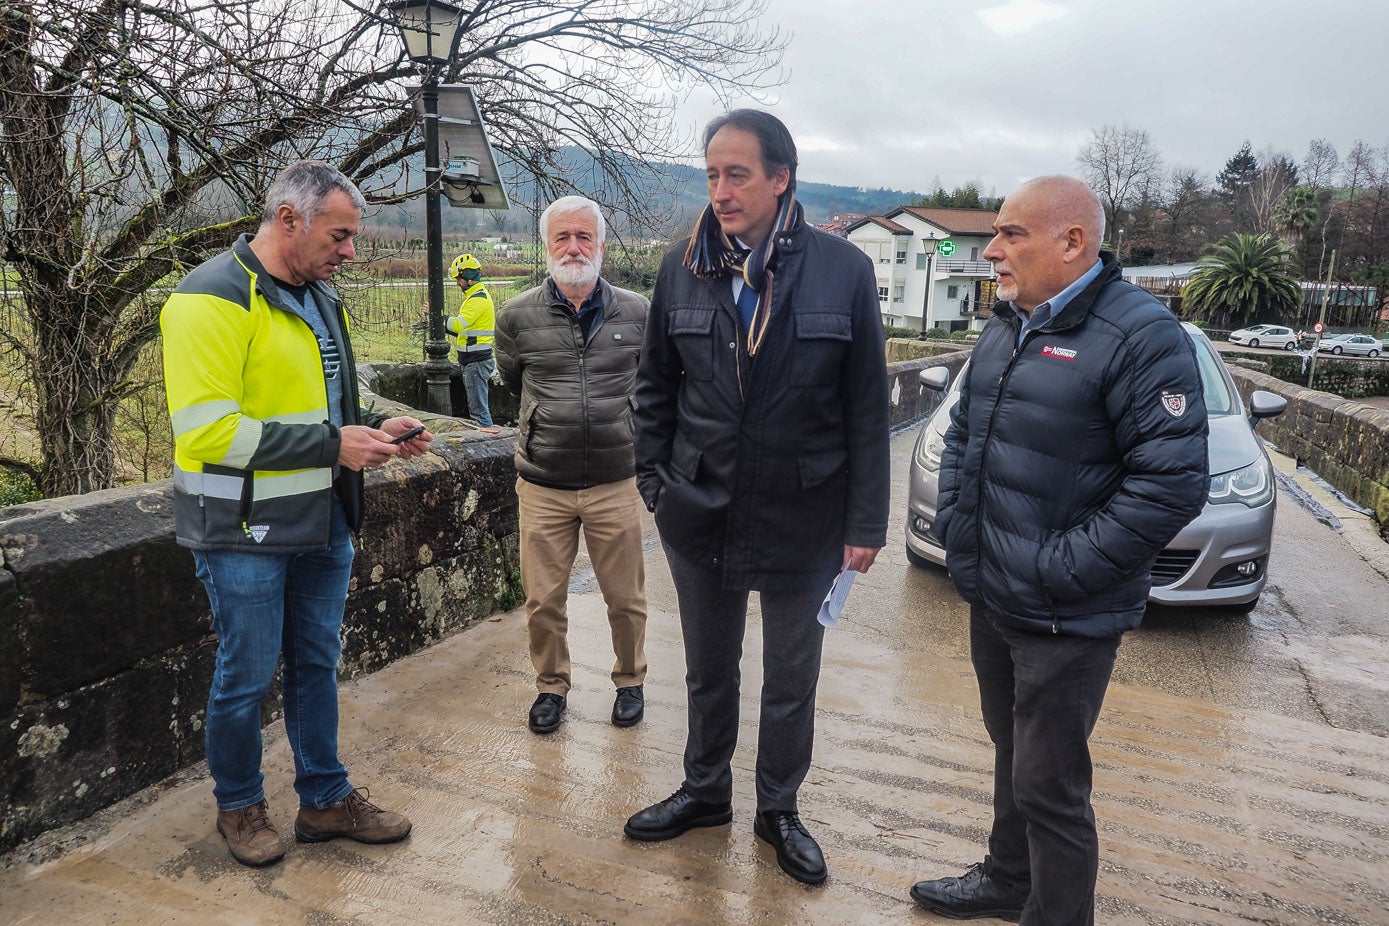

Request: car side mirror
left=1248, top=390, right=1287, bottom=423
left=919, top=367, right=950, bottom=393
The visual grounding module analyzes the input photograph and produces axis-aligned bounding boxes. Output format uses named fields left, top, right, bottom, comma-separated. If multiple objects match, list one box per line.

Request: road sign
left=938, top=239, right=956, bottom=257
left=1314, top=322, right=1324, bottom=334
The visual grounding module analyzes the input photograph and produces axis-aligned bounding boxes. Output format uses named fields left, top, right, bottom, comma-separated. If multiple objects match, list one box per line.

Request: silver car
left=905, top=323, right=1288, bottom=613
left=1316, top=333, right=1382, bottom=357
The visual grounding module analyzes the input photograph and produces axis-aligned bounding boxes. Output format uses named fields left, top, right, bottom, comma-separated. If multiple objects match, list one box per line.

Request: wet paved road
left=2, top=430, right=1387, bottom=925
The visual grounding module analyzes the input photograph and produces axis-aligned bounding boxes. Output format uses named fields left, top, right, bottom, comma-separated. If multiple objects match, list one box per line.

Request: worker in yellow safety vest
left=444, top=253, right=498, bottom=430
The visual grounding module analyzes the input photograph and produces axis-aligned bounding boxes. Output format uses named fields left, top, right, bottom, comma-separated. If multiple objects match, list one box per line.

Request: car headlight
left=915, top=426, right=947, bottom=474
left=1208, top=455, right=1273, bottom=507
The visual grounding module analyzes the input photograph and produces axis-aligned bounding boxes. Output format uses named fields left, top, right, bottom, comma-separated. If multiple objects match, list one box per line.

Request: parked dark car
left=905, top=324, right=1288, bottom=612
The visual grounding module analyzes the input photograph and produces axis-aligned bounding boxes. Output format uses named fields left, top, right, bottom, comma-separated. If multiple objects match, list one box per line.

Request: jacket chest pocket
left=669, top=306, right=717, bottom=382
left=791, top=311, right=853, bottom=387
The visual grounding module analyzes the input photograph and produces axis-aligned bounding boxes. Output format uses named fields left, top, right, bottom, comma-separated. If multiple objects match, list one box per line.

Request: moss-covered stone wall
left=1226, top=366, right=1389, bottom=529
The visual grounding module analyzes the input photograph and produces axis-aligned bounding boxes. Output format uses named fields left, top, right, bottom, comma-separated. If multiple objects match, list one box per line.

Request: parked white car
left=1228, top=324, right=1299, bottom=350
left=1316, top=333, right=1382, bottom=357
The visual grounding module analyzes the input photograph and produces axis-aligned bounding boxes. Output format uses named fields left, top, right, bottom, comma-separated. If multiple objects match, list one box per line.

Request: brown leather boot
left=294, top=788, right=412, bottom=844
left=216, top=799, right=285, bottom=866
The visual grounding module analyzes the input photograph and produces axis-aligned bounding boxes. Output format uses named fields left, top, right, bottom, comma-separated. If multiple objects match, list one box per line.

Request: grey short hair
left=260, top=161, right=365, bottom=229
left=539, top=195, right=606, bottom=245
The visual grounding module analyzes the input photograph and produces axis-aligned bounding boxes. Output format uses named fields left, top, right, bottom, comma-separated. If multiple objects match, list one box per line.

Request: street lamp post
left=917, top=233, right=939, bottom=339
left=387, top=0, right=466, bottom=416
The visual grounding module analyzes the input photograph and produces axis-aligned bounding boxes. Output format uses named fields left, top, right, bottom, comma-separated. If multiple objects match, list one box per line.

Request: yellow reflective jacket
left=161, top=235, right=381, bottom=552
left=445, top=281, right=496, bottom=363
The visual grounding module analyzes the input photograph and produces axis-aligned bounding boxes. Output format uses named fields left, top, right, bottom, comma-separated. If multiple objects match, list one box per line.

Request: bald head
left=983, top=175, right=1106, bottom=312
left=1012, top=175, right=1105, bottom=260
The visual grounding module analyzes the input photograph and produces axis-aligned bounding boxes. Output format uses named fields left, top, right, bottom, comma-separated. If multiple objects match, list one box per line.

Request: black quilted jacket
left=935, top=256, right=1209, bottom=637
left=494, top=279, right=648, bottom=489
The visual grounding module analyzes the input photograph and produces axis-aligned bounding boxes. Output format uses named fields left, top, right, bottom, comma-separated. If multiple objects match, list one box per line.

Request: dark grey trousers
left=663, top=543, right=833, bottom=813
left=971, top=605, right=1122, bottom=926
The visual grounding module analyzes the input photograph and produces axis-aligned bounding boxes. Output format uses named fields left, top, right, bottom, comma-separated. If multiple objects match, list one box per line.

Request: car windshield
left=1188, top=333, right=1236, bottom=416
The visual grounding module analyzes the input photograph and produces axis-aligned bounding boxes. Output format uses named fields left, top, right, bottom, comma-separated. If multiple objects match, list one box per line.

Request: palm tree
left=1182, top=234, right=1302, bottom=328
left=1273, top=186, right=1320, bottom=252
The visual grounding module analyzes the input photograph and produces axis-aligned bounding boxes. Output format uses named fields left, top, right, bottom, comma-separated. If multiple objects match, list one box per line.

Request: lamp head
left=386, top=0, right=465, bottom=66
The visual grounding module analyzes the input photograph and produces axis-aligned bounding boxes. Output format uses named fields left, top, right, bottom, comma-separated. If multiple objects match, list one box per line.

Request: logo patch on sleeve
left=1160, top=390, right=1188, bottom=418
left=1041, top=345, right=1077, bottom=361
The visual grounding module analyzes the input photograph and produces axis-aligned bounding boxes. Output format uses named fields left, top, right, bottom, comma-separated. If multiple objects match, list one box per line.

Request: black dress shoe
left=623, top=789, right=733, bottom=841
left=909, top=862, right=1028, bottom=921
left=611, top=685, right=644, bottom=727
left=753, top=809, right=828, bottom=885
left=527, top=693, right=566, bottom=734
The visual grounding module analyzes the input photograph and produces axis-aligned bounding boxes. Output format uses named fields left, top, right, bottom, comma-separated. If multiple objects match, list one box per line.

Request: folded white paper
left=817, top=569, right=859, bottom=628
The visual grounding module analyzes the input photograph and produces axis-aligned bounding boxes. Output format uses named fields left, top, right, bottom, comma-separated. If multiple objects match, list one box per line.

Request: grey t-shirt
left=276, top=279, right=345, bottom=430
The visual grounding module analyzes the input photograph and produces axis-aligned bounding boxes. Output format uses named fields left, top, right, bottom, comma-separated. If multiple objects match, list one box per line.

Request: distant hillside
left=644, top=158, right=925, bottom=222
left=365, top=147, right=924, bottom=242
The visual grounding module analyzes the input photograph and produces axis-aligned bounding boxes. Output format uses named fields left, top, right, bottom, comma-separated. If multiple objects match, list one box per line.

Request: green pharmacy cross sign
left=937, top=239, right=956, bottom=257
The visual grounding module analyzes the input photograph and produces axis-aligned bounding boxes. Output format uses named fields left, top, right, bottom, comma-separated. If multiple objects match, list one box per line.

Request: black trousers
left=971, top=605, right=1121, bottom=926
left=663, top=543, right=832, bottom=813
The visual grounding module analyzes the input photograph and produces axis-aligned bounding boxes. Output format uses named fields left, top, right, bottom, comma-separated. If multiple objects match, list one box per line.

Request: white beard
left=547, top=253, right=601, bottom=289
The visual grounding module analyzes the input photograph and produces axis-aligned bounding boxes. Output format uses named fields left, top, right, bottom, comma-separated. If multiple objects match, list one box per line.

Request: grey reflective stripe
left=173, top=465, right=329, bottom=501
left=170, top=400, right=240, bottom=438
left=220, top=416, right=263, bottom=469
left=265, top=408, right=328, bottom=426
left=254, top=468, right=332, bottom=500
left=174, top=466, right=244, bottom=500
left=467, top=328, right=495, bottom=337
left=462, top=343, right=492, bottom=352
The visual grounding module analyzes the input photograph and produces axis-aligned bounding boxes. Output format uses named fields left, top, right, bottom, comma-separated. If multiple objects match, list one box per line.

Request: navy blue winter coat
left=935, top=256, right=1209, bottom=637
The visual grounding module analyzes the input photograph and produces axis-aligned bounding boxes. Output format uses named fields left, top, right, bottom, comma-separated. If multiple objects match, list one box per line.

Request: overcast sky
left=673, top=0, right=1389, bottom=198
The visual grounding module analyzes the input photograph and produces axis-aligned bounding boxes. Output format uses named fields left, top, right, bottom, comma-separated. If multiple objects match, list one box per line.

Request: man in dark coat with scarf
left=624, top=109, right=890, bottom=886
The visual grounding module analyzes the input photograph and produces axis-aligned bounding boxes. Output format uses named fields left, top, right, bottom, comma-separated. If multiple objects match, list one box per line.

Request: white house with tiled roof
left=845, top=206, right=998, bottom=332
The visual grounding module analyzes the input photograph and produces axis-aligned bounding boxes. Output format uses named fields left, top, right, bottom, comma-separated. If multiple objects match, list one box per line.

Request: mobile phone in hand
left=390, top=425, right=426, bottom=444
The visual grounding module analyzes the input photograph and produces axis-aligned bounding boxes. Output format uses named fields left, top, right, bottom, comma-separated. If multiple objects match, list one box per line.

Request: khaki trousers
left=517, top=476, right=647, bottom=695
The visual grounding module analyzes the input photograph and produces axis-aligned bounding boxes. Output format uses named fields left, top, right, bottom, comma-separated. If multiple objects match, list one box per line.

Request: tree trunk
left=29, top=288, right=121, bottom=498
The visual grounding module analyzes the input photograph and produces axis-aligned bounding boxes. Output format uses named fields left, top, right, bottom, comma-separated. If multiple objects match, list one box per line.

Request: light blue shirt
left=1016, top=259, right=1104, bottom=346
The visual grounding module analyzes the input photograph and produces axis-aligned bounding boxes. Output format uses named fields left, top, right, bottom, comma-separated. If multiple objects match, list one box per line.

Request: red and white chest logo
left=1040, top=345, right=1076, bottom=361
left=1161, top=390, right=1188, bottom=418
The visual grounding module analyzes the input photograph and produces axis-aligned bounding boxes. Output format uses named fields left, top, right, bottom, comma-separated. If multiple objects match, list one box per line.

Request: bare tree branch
left=0, top=0, right=787, bottom=495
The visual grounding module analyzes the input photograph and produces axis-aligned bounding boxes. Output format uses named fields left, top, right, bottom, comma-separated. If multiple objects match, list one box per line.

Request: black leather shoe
left=909, top=862, right=1028, bottom=921
left=612, top=686, right=644, bottom=727
left=753, top=809, right=828, bottom=885
left=623, top=789, right=733, bottom=841
left=527, top=693, right=566, bottom=734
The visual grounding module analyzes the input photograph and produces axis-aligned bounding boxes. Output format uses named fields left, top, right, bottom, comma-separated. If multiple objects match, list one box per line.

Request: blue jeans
left=460, top=354, right=494, bottom=426
left=194, top=500, right=355, bottom=811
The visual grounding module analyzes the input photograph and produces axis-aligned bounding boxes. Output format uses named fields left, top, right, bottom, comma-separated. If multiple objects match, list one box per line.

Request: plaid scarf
left=683, top=193, right=802, bottom=356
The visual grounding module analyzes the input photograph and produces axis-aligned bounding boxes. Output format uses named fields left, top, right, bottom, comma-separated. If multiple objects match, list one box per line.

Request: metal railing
left=936, top=259, right=993, bottom=275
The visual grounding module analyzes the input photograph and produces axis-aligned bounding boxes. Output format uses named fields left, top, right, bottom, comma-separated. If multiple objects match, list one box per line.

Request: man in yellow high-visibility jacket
left=445, top=253, right=498, bottom=430
left=161, top=161, right=432, bottom=868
